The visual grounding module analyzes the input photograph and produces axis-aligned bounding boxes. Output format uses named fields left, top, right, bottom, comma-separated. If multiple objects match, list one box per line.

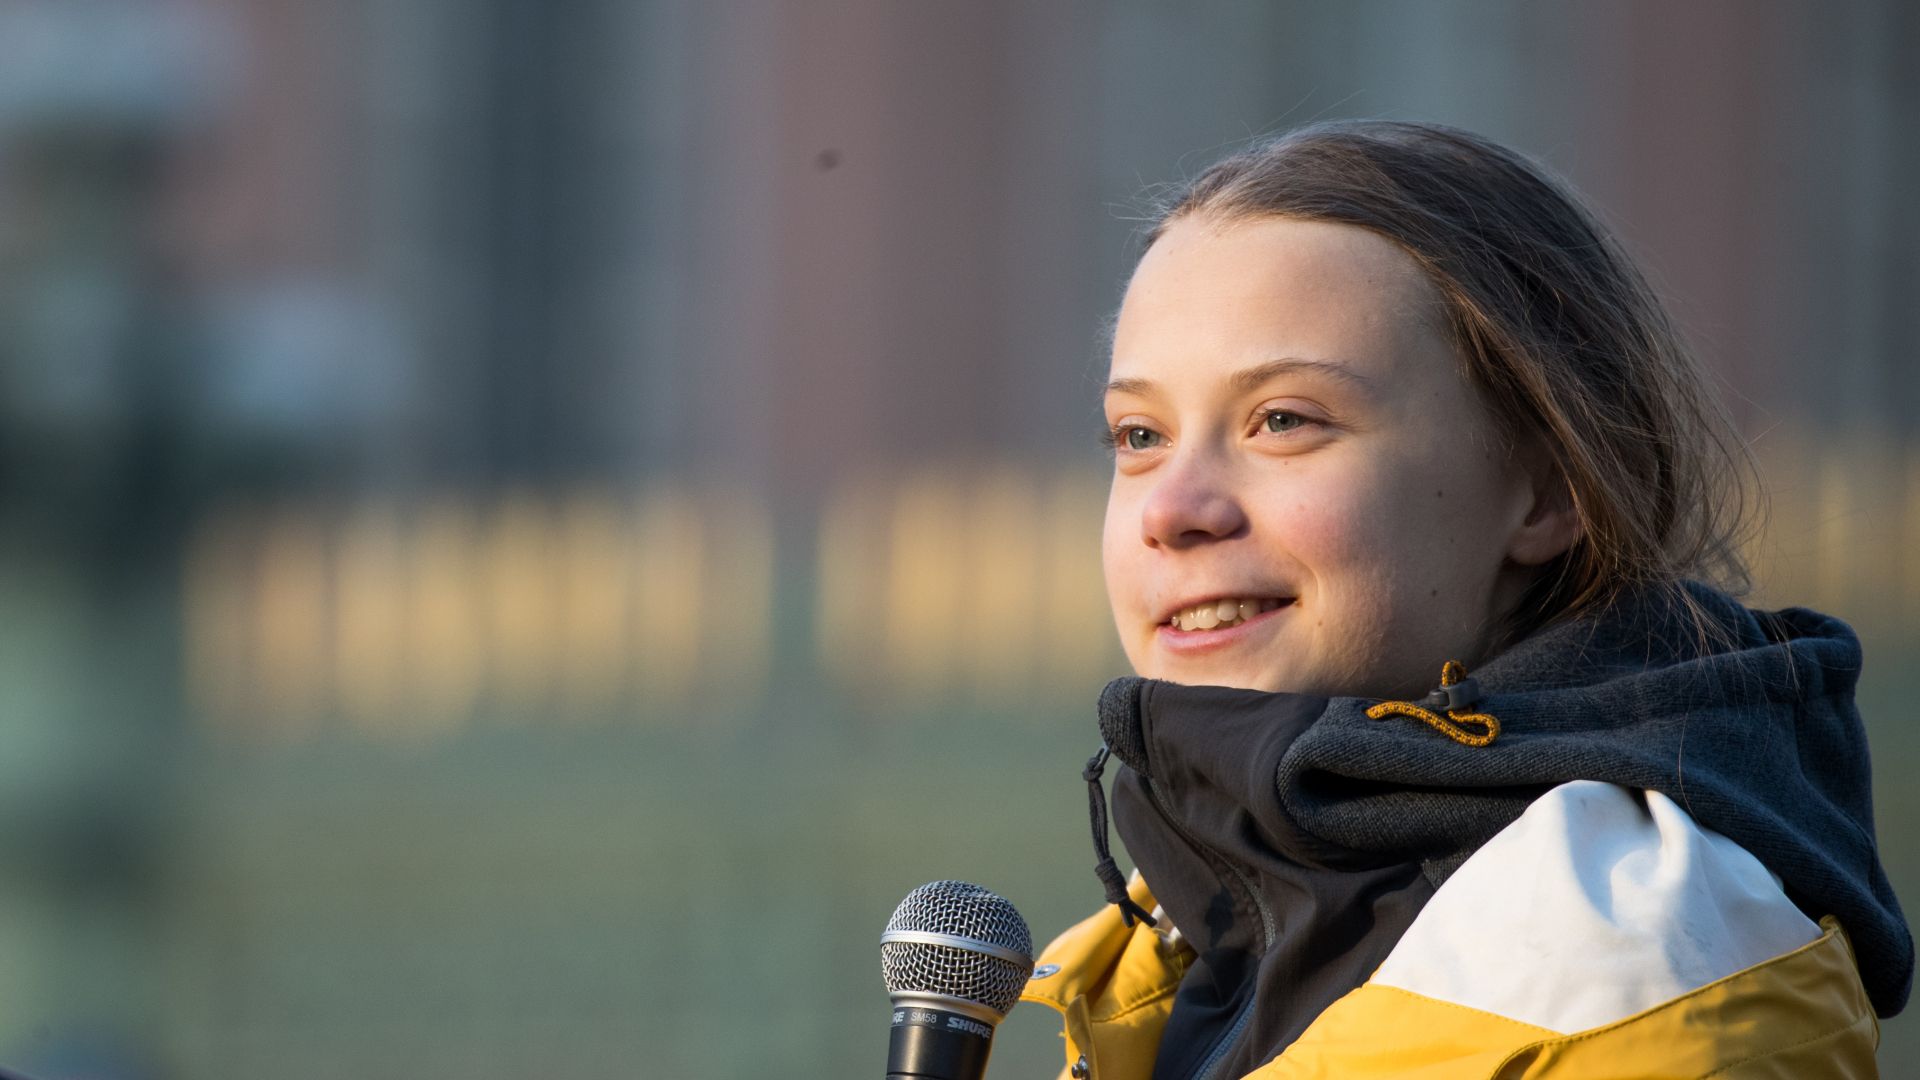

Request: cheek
left=1260, top=478, right=1400, bottom=601
left=1314, top=448, right=1512, bottom=615
left=1269, top=463, right=1497, bottom=654
left=1100, top=490, right=1139, bottom=612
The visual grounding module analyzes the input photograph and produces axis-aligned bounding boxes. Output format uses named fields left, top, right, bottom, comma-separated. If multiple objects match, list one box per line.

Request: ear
left=1505, top=451, right=1582, bottom=567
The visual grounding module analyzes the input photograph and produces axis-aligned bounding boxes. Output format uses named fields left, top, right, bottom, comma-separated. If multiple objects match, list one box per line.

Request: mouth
left=1160, top=596, right=1294, bottom=633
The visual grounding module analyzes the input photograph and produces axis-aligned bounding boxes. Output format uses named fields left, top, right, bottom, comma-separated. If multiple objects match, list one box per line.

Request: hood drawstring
left=1083, top=744, right=1157, bottom=928
left=1366, top=660, right=1500, bottom=747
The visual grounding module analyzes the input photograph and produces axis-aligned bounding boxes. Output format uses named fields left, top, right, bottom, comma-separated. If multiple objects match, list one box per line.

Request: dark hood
left=1099, top=580, right=1911, bottom=1075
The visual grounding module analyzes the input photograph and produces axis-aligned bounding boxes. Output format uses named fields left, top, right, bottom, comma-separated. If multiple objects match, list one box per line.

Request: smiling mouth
left=1165, top=597, right=1293, bottom=632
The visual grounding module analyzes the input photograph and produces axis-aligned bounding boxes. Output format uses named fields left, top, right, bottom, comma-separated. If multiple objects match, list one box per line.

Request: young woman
left=1020, top=121, right=1910, bottom=1078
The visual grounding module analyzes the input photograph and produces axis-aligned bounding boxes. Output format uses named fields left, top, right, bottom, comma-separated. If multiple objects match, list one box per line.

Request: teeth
left=1169, top=597, right=1288, bottom=632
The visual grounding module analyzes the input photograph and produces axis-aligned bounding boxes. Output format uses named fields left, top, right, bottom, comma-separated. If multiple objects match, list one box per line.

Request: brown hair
left=1143, top=119, right=1757, bottom=649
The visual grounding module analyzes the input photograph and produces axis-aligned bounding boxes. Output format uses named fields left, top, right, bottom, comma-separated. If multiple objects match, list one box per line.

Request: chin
left=1196, top=668, right=1279, bottom=692
left=1142, top=660, right=1284, bottom=693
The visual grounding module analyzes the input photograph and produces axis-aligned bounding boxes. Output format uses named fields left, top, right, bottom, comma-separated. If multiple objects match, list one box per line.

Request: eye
left=1110, top=424, right=1164, bottom=452
left=1260, top=409, right=1308, bottom=435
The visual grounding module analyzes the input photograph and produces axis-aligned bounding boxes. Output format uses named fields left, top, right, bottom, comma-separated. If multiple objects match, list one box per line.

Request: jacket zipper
left=1140, top=774, right=1275, bottom=1079
left=1189, top=995, right=1255, bottom=1080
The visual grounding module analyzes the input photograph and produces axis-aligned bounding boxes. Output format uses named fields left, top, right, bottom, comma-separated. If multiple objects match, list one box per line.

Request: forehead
left=1110, top=215, right=1447, bottom=386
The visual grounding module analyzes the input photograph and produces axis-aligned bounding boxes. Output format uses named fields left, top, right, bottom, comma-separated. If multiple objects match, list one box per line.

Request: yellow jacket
left=1021, top=784, right=1882, bottom=1079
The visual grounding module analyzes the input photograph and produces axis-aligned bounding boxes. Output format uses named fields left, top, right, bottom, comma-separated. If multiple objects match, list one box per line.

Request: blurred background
left=0, top=0, right=1915, bottom=1076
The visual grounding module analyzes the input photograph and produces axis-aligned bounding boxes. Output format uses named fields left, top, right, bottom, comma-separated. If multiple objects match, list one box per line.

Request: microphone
left=880, top=880, right=1035, bottom=1080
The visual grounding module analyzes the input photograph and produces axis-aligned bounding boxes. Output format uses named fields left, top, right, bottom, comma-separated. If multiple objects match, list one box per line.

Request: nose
left=1139, top=454, right=1248, bottom=549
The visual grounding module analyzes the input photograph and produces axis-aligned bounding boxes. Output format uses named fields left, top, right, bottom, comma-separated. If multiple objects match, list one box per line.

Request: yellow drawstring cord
left=1366, top=660, right=1501, bottom=747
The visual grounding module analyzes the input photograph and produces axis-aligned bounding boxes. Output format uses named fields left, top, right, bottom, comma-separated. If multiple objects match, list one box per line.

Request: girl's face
left=1102, top=215, right=1577, bottom=700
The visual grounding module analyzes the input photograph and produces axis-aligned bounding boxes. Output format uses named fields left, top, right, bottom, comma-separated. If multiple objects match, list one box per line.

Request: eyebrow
left=1104, top=357, right=1373, bottom=398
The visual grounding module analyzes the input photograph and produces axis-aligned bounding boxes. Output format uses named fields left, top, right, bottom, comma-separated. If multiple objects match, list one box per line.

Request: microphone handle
left=886, top=1002, right=997, bottom=1080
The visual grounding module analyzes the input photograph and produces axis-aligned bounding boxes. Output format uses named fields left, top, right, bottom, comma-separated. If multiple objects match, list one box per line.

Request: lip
left=1154, top=598, right=1294, bottom=655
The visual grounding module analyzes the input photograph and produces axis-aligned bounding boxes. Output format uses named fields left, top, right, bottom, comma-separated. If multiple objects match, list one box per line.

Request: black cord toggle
left=1420, top=675, right=1482, bottom=712
left=1082, top=744, right=1157, bottom=928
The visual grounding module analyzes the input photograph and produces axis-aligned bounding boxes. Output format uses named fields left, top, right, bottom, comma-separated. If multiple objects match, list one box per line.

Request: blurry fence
left=181, top=465, right=1119, bottom=744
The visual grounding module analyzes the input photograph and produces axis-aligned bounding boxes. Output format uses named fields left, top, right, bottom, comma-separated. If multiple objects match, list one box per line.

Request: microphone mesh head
left=881, top=880, right=1034, bottom=1015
